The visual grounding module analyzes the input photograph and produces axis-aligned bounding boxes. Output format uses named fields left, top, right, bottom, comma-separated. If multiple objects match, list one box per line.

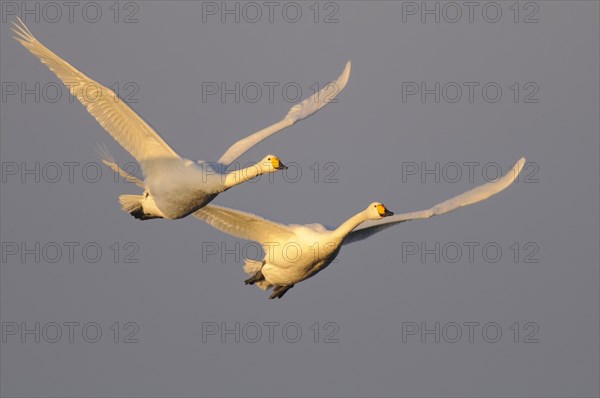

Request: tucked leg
left=269, top=284, right=294, bottom=299
left=244, top=270, right=264, bottom=285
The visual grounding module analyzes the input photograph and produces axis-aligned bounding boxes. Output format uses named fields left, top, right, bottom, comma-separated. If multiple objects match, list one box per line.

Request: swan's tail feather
left=118, top=194, right=162, bottom=220
left=119, top=194, right=144, bottom=217
left=243, top=259, right=271, bottom=290
left=98, top=146, right=156, bottom=220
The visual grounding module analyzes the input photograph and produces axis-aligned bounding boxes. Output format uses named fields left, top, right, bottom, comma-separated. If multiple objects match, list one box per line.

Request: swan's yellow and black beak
left=271, top=157, right=288, bottom=170
left=377, top=204, right=394, bottom=217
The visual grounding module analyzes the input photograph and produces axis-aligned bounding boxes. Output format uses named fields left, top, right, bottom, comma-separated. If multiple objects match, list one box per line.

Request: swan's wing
left=344, top=157, right=526, bottom=246
left=12, top=19, right=181, bottom=175
left=217, top=61, right=351, bottom=167
left=96, top=145, right=144, bottom=188
left=193, top=204, right=295, bottom=244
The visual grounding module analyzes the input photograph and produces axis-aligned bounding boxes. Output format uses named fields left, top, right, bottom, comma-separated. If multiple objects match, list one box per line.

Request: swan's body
left=196, top=202, right=395, bottom=298
left=111, top=154, right=288, bottom=220
left=12, top=19, right=351, bottom=220
left=191, top=158, right=526, bottom=299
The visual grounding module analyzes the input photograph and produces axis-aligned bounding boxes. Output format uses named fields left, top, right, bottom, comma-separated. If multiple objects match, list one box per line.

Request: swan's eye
left=268, top=157, right=271, bottom=160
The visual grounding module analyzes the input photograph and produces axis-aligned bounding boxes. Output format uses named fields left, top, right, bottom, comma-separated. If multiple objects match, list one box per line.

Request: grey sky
left=1, top=1, right=598, bottom=397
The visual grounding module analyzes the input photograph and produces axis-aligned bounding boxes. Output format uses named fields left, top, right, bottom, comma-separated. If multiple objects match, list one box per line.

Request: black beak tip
left=384, top=210, right=394, bottom=216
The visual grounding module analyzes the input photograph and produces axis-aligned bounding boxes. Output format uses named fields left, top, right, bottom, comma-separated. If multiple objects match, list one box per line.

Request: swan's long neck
left=223, top=164, right=265, bottom=189
left=332, top=210, right=369, bottom=240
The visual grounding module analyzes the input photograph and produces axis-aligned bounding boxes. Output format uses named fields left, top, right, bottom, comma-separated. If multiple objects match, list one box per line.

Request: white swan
left=191, top=158, right=526, bottom=299
left=12, top=18, right=351, bottom=220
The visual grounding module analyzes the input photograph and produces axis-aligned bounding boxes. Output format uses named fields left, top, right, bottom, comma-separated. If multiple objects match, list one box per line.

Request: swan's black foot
left=244, top=270, right=264, bottom=285
left=269, top=284, right=294, bottom=299
left=138, top=214, right=163, bottom=220
left=130, top=207, right=162, bottom=220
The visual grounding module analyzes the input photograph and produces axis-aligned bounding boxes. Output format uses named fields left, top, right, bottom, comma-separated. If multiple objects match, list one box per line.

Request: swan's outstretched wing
left=12, top=19, right=181, bottom=175
left=344, top=157, right=526, bottom=246
left=217, top=61, right=351, bottom=167
left=194, top=204, right=295, bottom=244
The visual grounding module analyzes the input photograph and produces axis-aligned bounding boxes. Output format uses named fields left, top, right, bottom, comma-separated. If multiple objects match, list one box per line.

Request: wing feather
left=344, top=157, right=526, bottom=245
left=12, top=18, right=181, bottom=175
left=193, top=204, right=295, bottom=244
left=217, top=61, right=351, bottom=167
left=96, top=145, right=144, bottom=187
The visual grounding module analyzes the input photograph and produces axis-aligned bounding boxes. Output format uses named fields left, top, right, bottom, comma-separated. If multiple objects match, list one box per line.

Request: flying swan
left=192, top=157, right=526, bottom=299
left=103, top=147, right=525, bottom=299
left=12, top=18, right=351, bottom=220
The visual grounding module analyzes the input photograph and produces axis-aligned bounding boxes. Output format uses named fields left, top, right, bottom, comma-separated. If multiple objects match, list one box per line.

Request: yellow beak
left=272, top=158, right=288, bottom=170
left=377, top=204, right=394, bottom=217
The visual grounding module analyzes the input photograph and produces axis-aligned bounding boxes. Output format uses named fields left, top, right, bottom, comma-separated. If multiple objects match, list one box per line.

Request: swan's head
left=260, top=155, right=288, bottom=172
left=366, top=202, right=394, bottom=219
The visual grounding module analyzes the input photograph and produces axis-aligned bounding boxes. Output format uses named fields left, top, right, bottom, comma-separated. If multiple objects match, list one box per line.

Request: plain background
left=1, top=1, right=598, bottom=397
